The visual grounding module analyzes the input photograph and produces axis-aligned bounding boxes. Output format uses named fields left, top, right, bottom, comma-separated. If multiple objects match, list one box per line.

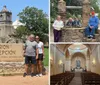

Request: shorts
left=37, top=54, right=43, bottom=61
left=25, top=56, right=36, bottom=64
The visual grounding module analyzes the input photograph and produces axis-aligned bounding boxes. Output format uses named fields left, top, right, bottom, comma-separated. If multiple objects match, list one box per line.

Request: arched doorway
left=71, top=52, right=86, bottom=72
left=64, top=44, right=91, bottom=72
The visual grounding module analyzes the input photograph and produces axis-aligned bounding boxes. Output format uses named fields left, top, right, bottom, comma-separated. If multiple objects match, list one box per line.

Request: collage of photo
left=50, top=0, right=100, bottom=85
left=0, top=0, right=100, bottom=85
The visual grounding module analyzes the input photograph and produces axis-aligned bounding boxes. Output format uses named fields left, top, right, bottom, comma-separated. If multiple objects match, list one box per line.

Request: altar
left=75, top=68, right=83, bottom=72
left=73, top=60, right=84, bottom=72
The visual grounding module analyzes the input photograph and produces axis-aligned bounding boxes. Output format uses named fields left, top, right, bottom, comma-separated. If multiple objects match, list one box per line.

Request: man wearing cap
left=85, top=11, right=99, bottom=39
left=23, top=34, right=38, bottom=77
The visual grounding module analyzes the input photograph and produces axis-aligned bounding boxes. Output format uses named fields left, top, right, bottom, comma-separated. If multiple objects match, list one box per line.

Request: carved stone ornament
left=58, top=1, right=66, bottom=13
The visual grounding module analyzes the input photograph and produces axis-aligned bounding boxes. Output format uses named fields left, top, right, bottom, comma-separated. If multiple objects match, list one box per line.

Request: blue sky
left=0, top=0, right=49, bottom=21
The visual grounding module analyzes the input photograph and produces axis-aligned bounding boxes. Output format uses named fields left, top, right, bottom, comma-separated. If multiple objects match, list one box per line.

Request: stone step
left=72, top=36, right=80, bottom=39
left=95, top=34, right=99, bottom=38
left=72, top=39, right=82, bottom=42
left=83, top=38, right=97, bottom=42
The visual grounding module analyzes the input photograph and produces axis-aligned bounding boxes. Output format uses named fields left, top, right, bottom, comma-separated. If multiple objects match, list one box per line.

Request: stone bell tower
left=0, top=6, right=14, bottom=40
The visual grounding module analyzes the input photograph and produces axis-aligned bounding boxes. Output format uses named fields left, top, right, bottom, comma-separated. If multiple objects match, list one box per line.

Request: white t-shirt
left=52, top=20, right=64, bottom=30
left=37, top=41, right=44, bottom=54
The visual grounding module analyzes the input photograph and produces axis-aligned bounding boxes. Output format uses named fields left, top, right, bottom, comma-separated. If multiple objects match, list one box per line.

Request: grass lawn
left=43, top=48, right=49, bottom=66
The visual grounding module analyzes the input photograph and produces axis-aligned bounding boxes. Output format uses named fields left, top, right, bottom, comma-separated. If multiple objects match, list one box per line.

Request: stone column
left=82, top=0, right=91, bottom=27
left=58, top=0, right=66, bottom=23
left=65, top=59, right=71, bottom=71
left=86, top=58, right=90, bottom=71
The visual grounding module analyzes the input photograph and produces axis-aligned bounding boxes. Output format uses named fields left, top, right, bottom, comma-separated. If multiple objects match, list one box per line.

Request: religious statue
left=76, top=60, right=80, bottom=68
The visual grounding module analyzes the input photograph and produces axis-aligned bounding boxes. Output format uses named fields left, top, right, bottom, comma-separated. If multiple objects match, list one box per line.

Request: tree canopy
left=51, top=0, right=100, bottom=19
left=16, top=6, right=48, bottom=43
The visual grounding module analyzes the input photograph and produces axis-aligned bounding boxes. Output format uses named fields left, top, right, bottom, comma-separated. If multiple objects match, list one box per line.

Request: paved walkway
left=69, top=72, right=82, bottom=85
left=0, top=75, right=48, bottom=85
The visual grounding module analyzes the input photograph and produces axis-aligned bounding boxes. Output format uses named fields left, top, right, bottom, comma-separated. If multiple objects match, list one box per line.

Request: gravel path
left=0, top=75, right=49, bottom=85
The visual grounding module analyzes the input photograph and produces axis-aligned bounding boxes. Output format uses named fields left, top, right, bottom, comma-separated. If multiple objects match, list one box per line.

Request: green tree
left=17, top=6, right=49, bottom=43
left=91, top=0, right=100, bottom=18
left=13, top=26, right=29, bottom=42
left=50, top=0, right=58, bottom=20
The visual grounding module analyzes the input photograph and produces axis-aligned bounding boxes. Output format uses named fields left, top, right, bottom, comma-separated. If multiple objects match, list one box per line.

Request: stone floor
left=69, top=72, right=82, bottom=85
left=0, top=75, right=48, bottom=85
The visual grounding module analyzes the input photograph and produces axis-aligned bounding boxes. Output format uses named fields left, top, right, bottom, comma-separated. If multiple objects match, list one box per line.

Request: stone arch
left=71, top=52, right=86, bottom=59
left=58, top=0, right=91, bottom=27
left=64, top=44, right=91, bottom=71
left=64, top=44, right=91, bottom=59
left=71, top=52, right=86, bottom=69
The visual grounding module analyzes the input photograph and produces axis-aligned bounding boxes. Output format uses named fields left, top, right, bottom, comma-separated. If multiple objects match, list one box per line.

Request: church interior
left=50, top=44, right=100, bottom=85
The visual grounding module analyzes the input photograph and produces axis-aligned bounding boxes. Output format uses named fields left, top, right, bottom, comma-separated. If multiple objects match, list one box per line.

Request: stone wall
left=60, top=28, right=100, bottom=42
left=82, top=0, right=91, bottom=27
left=0, top=62, right=24, bottom=75
left=60, top=28, right=84, bottom=42
left=0, top=44, right=24, bottom=75
left=90, top=45, right=100, bottom=75
left=50, top=44, right=65, bottom=75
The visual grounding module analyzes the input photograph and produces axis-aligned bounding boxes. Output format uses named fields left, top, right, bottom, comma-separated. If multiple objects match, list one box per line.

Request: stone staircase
left=60, top=27, right=100, bottom=42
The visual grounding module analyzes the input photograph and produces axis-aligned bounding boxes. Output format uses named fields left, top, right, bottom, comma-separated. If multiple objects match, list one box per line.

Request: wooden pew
left=81, top=72, right=100, bottom=85
left=50, top=71, right=75, bottom=85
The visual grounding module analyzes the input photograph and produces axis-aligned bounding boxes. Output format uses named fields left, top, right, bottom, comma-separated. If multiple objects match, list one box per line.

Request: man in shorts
left=36, top=36, right=44, bottom=77
left=23, top=34, right=38, bottom=77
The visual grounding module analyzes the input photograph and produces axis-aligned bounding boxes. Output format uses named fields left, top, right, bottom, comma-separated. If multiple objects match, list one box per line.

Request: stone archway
left=71, top=52, right=86, bottom=71
left=64, top=44, right=91, bottom=71
left=58, top=0, right=91, bottom=27
left=65, top=51, right=91, bottom=71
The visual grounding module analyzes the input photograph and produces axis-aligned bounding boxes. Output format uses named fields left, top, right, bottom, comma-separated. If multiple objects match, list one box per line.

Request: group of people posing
left=23, top=34, right=44, bottom=77
left=53, top=11, right=99, bottom=42
left=66, top=17, right=82, bottom=27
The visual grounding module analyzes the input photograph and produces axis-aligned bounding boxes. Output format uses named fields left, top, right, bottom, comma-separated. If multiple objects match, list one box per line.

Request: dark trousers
left=85, top=26, right=97, bottom=37
left=53, top=29, right=61, bottom=42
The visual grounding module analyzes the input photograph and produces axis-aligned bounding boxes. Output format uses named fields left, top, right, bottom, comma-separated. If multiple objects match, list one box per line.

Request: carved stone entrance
left=58, top=0, right=91, bottom=27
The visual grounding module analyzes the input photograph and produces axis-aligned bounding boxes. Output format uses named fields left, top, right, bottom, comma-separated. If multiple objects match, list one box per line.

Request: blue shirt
left=88, top=16, right=99, bottom=27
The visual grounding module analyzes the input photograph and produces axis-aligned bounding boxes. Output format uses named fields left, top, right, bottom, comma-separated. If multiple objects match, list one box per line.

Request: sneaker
left=39, top=73, right=43, bottom=77
left=90, top=35, right=93, bottom=38
left=87, top=35, right=91, bottom=38
left=90, top=35, right=95, bottom=39
left=23, top=73, right=27, bottom=77
left=31, top=73, right=36, bottom=77
left=36, top=74, right=39, bottom=77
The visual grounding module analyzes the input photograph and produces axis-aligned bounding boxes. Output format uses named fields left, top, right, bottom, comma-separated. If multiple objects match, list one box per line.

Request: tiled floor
left=69, top=72, right=82, bottom=85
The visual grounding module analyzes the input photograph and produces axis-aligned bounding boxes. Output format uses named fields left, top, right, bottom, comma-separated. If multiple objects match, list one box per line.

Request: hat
left=91, top=11, right=95, bottom=15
